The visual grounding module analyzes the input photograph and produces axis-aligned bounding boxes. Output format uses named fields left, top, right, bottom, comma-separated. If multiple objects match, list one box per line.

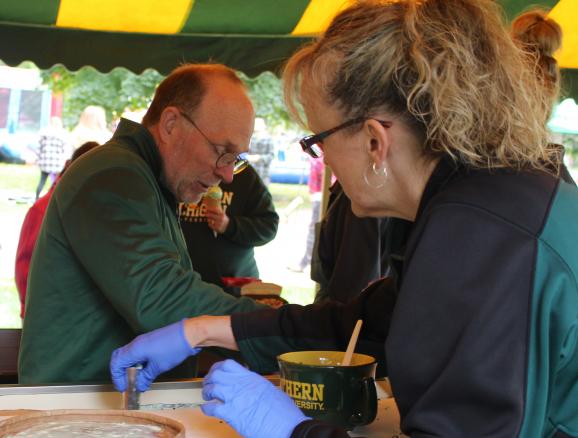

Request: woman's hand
left=110, top=319, right=201, bottom=392
left=201, top=360, right=310, bottom=438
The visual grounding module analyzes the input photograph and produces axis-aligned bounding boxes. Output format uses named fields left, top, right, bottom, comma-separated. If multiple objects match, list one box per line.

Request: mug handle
left=350, top=377, right=378, bottom=426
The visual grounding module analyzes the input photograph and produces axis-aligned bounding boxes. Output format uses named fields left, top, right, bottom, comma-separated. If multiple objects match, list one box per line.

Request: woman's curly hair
left=284, top=0, right=559, bottom=173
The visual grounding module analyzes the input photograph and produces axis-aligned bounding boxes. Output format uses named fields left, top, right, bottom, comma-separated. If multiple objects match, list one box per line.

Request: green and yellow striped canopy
left=0, top=0, right=575, bottom=76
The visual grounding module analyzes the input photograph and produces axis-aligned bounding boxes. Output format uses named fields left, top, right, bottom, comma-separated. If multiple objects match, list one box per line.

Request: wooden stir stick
left=342, top=319, right=363, bottom=366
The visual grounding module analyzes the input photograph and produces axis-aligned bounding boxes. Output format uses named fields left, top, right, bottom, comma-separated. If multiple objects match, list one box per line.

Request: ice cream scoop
left=204, top=185, right=223, bottom=205
left=203, top=185, right=223, bottom=237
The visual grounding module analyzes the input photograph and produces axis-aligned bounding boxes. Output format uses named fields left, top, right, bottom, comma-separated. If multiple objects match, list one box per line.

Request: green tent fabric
left=0, top=23, right=310, bottom=77
left=0, top=0, right=575, bottom=93
left=0, top=0, right=319, bottom=76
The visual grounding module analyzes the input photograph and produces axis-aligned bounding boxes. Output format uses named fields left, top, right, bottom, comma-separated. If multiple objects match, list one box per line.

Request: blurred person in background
left=70, top=105, right=112, bottom=149
left=16, top=141, right=100, bottom=318
left=178, top=164, right=279, bottom=295
left=247, top=117, right=275, bottom=184
left=511, top=9, right=575, bottom=185
left=287, top=156, right=324, bottom=273
left=111, top=1, right=578, bottom=437
left=512, top=8, right=561, bottom=107
left=35, top=116, right=70, bottom=200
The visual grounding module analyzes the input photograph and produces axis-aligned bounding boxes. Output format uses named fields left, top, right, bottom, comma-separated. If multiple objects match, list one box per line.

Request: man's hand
left=110, top=320, right=201, bottom=392
left=205, top=206, right=229, bottom=234
left=201, top=360, right=309, bottom=438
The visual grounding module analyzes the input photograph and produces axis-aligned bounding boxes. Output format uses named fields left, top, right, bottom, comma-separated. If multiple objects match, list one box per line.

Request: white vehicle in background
left=270, top=134, right=310, bottom=185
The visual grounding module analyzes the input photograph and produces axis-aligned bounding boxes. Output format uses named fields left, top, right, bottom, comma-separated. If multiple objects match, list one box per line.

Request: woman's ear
left=365, top=119, right=390, bottom=166
left=158, top=107, right=180, bottom=143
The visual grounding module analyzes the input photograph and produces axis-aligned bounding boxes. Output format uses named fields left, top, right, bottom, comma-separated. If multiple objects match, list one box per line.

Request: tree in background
left=240, top=71, right=293, bottom=131
left=41, top=66, right=164, bottom=129
left=41, top=66, right=296, bottom=134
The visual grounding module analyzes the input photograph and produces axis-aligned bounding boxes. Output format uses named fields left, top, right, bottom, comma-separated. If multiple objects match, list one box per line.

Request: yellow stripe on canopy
left=56, top=0, right=193, bottom=34
left=549, top=0, right=577, bottom=69
left=291, top=0, right=352, bottom=36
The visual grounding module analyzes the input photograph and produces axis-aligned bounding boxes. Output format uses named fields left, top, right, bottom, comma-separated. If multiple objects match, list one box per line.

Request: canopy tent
left=0, top=0, right=575, bottom=79
left=0, top=0, right=343, bottom=76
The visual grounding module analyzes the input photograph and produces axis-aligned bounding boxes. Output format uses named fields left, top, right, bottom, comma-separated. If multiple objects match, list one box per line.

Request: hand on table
left=201, top=359, right=309, bottom=438
left=205, top=205, right=229, bottom=234
left=110, top=319, right=201, bottom=392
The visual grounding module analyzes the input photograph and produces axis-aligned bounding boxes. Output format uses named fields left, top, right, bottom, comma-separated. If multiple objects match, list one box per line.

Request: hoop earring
left=363, top=162, right=388, bottom=188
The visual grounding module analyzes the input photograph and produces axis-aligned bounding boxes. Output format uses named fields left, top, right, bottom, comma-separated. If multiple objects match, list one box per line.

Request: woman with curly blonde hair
left=111, top=1, right=578, bottom=436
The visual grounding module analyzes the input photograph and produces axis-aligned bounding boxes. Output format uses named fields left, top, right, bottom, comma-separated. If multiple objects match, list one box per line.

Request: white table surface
left=0, top=379, right=407, bottom=437
left=0, top=398, right=405, bottom=438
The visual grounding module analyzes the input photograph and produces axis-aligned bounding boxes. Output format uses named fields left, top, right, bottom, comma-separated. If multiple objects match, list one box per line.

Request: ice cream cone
left=203, top=196, right=221, bottom=210
left=203, top=185, right=223, bottom=237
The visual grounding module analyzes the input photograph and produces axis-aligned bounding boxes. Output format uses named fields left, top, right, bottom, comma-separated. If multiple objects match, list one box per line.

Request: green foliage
left=268, top=183, right=310, bottom=210
left=239, top=71, right=294, bottom=130
left=0, top=279, right=21, bottom=329
left=280, top=285, right=315, bottom=306
left=40, top=66, right=164, bottom=129
left=0, top=163, right=39, bottom=193
left=0, top=163, right=37, bottom=328
left=39, top=66, right=296, bottom=132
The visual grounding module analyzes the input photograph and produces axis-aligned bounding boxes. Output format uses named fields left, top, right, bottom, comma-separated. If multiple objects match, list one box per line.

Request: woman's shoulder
left=426, top=168, right=561, bottom=235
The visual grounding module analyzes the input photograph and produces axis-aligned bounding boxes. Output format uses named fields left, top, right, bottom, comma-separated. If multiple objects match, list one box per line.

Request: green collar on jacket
left=112, top=118, right=178, bottom=212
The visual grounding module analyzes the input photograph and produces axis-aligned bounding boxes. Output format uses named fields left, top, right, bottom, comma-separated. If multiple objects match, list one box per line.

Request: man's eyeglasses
left=179, top=111, right=248, bottom=174
left=299, top=117, right=392, bottom=158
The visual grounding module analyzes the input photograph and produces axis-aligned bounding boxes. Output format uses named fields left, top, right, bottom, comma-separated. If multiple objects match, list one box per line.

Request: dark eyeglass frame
left=300, top=117, right=393, bottom=158
left=179, top=110, right=248, bottom=174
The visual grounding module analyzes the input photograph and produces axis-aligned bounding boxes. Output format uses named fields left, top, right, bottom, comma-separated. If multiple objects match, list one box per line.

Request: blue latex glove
left=110, top=319, right=201, bottom=392
left=201, top=359, right=310, bottom=438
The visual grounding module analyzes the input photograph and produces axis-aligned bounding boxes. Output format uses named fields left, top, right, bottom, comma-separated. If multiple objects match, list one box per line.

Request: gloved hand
left=110, top=319, right=201, bottom=392
left=201, top=359, right=310, bottom=438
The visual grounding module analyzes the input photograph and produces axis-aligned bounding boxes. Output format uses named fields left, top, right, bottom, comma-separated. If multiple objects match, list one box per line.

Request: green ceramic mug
left=277, top=351, right=377, bottom=430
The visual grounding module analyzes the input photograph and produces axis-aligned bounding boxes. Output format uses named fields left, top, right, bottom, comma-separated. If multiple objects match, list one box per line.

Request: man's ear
left=365, top=119, right=390, bottom=166
left=158, top=107, right=180, bottom=144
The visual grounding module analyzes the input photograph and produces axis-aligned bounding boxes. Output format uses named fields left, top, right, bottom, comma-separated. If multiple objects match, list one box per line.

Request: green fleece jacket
left=19, top=119, right=260, bottom=384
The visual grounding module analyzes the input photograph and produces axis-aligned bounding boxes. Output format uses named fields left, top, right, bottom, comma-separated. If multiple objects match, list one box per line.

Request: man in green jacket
left=19, top=63, right=263, bottom=384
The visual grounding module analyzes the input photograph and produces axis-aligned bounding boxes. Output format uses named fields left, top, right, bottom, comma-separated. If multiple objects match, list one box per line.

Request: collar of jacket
left=111, top=118, right=178, bottom=212
left=414, top=155, right=462, bottom=223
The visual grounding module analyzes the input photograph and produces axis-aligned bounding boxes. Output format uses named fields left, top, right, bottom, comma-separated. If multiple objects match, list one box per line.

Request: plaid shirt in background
left=37, top=134, right=69, bottom=174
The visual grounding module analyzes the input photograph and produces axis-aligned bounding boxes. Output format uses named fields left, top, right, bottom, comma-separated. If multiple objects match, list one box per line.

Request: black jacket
left=232, top=158, right=578, bottom=437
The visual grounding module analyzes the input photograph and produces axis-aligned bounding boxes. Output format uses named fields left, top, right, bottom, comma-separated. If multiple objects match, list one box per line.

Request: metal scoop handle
left=122, top=366, right=141, bottom=410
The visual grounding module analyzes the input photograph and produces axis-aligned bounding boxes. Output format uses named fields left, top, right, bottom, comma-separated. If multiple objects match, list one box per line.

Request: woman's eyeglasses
left=180, top=111, right=248, bottom=174
left=299, top=117, right=392, bottom=158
